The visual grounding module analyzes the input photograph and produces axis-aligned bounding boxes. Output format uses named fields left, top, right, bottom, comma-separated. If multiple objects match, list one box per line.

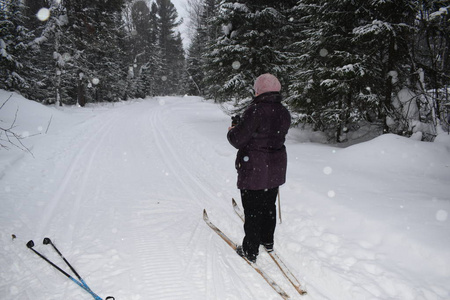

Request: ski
left=27, top=239, right=114, bottom=300
left=232, top=198, right=307, bottom=296
left=203, top=209, right=290, bottom=299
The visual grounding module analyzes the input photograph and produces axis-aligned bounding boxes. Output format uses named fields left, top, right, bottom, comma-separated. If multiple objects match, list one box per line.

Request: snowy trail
left=1, top=93, right=449, bottom=300
left=0, top=97, right=286, bottom=299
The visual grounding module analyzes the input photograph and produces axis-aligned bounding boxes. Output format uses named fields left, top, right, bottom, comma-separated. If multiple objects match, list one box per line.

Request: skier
left=227, top=73, right=291, bottom=262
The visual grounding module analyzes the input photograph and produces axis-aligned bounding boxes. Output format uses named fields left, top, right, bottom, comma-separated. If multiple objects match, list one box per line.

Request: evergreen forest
left=1, top=0, right=449, bottom=142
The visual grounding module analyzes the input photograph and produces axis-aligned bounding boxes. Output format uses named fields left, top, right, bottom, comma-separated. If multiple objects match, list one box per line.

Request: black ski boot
left=236, top=245, right=257, bottom=263
left=262, top=242, right=274, bottom=252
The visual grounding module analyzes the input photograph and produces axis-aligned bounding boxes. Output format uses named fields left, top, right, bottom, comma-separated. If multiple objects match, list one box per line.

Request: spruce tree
left=186, top=0, right=220, bottom=96
left=63, top=0, right=127, bottom=105
left=414, top=0, right=450, bottom=127
left=203, top=0, right=296, bottom=103
left=289, top=0, right=370, bottom=141
left=22, top=0, right=60, bottom=103
left=289, top=0, right=417, bottom=141
left=142, top=2, right=163, bottom=97
left=0, top=0, right=36, bottom=93
left=36, top=1, right=74, bottom=105
left=127, top=0, right=157, bottom=98
left=155, top=0, right=185, bottom=96
left=352, top=0, right=417, bottom=135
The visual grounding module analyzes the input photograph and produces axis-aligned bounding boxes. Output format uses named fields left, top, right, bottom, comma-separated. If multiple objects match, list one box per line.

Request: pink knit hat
left=253, top=73, right=281, bottom=95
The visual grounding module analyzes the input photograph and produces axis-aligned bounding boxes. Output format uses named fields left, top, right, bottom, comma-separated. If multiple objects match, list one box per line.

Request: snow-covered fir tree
left=137, top=2, right=163, bottom=98
left=0, top=0, right=36, bottom=92
left=203, top=0, right=297, bottom=103
left=125, top=0, right=161, bottom=98
left=124, top=0, right=185, bottom=98
left=21, top=0, right=61, bottom=103
left=185, top=0, right=220, bottom=96
left=353, top=0, right=417, bottom=136
left=62, top=0, right=127, bottom=105
left=8, top=0, right=128, bottom=105
left=156, top=0, right=185, bottom=96
left=414, top=0, right=450, bottom=130
left=289, top=0, right=418, bottom=142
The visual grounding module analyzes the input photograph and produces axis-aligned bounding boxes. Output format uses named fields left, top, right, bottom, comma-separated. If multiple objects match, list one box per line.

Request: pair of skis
left=27, top=238, right=114, bottom=300
left=203, top=199, right=307, bottom=299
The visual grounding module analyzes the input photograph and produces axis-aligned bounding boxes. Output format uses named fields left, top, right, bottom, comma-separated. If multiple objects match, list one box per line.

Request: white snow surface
left=1, top=90, right=450, bottom=300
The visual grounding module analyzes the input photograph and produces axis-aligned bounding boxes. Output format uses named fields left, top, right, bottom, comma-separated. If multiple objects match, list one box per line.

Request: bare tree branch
left=0, top=94, right=34, bottom=156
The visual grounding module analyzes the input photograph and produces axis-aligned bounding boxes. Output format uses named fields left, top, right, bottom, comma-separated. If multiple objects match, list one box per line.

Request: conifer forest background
left=1, top=0, right=449, bottom=142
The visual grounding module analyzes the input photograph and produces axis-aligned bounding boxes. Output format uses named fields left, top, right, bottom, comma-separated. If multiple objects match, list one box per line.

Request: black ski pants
left=241, top=187, right=278, bottom=258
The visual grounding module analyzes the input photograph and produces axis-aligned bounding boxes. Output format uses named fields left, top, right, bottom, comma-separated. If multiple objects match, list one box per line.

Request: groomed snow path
left=1, top=95, right=449, bottom=300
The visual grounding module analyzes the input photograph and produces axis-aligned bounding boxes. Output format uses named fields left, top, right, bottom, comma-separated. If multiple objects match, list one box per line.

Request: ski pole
left=43, top=237, right=87, bottom=288
left=27, top=240, right=74, bottom=279
left=26, top=240, right=114, bottom=300
left=278, top=189, right=282, bottom=224
left=42, top=238, right=114, bottom=300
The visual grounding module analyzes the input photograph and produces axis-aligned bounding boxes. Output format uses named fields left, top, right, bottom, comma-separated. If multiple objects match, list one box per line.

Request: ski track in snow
left=1, top=94, right=449, bottom=300
left=36, top=112, right=118, bottom=240
left=0, top=97, right=282, bottom=300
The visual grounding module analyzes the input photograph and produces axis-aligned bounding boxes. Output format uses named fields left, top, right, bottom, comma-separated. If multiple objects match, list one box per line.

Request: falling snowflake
left=36, top=8, right=50, bottom=21
left=319, top=48, right=328, bottom=57
left=323, top=166, right=333, bottom=175
left=232, top=61, right=241, bottom=70
left=436, top=210, right=448, bottom=222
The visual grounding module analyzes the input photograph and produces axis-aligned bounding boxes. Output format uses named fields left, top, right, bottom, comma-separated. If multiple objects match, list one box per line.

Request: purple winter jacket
left=227, top=92, right=291, bottom=190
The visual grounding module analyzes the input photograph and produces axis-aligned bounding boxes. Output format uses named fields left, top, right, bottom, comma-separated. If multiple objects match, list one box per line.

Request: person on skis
left=227, top=73, right=291, bottom=263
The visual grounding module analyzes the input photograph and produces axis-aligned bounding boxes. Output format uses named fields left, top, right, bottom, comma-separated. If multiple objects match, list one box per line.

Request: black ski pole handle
left=27, top=240, right=73, bottom=279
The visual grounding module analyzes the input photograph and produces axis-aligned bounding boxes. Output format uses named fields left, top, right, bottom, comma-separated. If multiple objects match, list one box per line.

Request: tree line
left=1, top=0, right=449, bottom=141
left=186, top=0, right=449, bottom=141
left=1, top=0, right=184, bottom=105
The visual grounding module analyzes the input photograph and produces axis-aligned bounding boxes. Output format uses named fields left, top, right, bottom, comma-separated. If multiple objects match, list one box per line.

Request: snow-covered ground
left=1, top=90, right=449, bottom=300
